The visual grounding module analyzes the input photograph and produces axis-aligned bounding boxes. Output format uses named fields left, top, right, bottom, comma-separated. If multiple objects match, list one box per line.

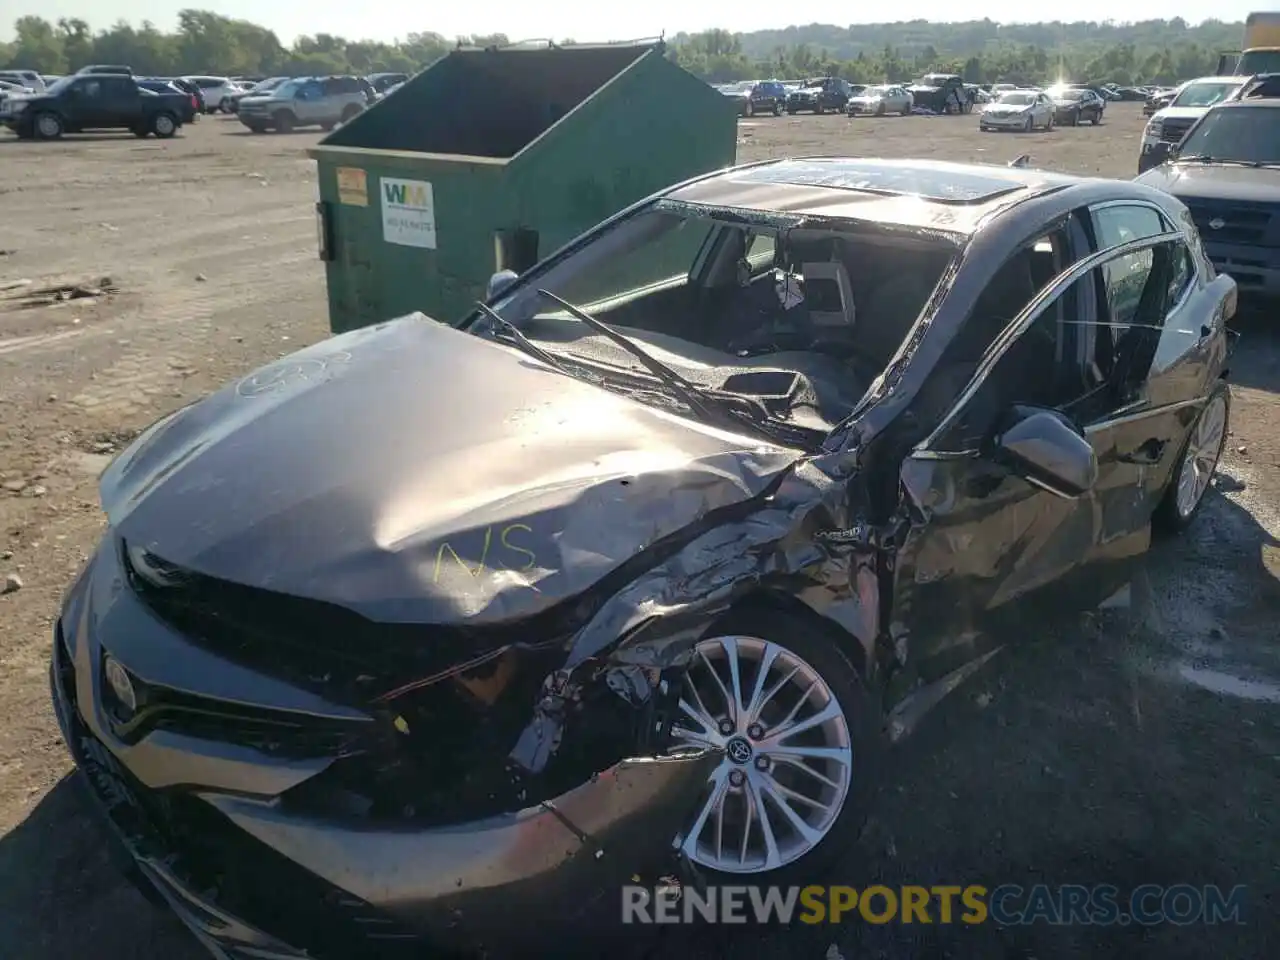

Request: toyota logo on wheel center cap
left=103, top=656, right=137, bottom=715
left=1209, top=218, right=1225, bottom=230
left=725, top=736, right=753, bottom=764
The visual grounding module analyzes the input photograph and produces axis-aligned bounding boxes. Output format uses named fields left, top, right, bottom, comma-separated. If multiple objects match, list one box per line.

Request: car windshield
left=273, top=79, right=306, bottom=98
left=1055, top=89, right=1086, bottom=101
left=863, top=86, right=890, bottom=96
left=1178, top=106, right=1280, bottom=165
left=253, top=77, right=286, bottom=92
left=1172, top=81, right=1242, bottom=108
left=44, top=75, right=75, bottom=95
left=477, top=203, right=958, bottom=436
left=1236, top=49, right=1280, bottom=75
left=999, top=92, right=1036, bottom=105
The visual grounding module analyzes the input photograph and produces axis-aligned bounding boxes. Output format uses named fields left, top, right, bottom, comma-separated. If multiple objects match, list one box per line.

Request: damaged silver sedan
left=51, top=158, right=1237, bottom=958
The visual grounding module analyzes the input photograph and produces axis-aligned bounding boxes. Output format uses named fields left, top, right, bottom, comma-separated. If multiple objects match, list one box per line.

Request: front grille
left=1183, top=199, right=1278, bottom=247
left=1159, top=118, right=1194, bottom=143
left=64, top=677, right=420, bottom=956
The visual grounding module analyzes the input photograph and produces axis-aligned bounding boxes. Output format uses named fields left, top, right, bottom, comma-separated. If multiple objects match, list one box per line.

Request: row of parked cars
left=717, top=75, right=1132, bottom=121
left=0, top=65, right=412, bottom=139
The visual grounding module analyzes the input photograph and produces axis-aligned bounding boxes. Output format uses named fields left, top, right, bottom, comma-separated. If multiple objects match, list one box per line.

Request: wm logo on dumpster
left=383, top=181, right=431, bottom=208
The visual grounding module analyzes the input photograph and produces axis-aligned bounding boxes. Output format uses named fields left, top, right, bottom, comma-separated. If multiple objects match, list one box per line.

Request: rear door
left=100, top=76, right=140, bottom=126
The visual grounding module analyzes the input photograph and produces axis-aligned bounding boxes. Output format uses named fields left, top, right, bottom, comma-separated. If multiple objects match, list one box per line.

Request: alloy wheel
left=1175, top=394, right=1227, bottom=518
left=671, top=635, right=853, bottom=874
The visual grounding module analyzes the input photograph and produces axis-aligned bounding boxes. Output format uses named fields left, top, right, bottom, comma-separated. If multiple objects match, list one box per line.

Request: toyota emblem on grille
left=103, top=656, right=137, bottom=715
left=1209, top=218, right=1226, bottom=230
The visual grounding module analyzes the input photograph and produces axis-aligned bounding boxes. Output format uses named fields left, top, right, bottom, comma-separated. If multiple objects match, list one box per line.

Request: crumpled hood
left=100, top=315, right=801, bottom=625
left=1135, top=163, right=1280, bottom=203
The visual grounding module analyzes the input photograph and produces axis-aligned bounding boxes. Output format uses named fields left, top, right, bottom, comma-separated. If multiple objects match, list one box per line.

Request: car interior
left=496, top=210, right=959, bottom=433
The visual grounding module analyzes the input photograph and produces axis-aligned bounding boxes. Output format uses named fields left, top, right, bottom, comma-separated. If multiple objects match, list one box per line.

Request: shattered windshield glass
left=482, top=202, right=959, bottom=438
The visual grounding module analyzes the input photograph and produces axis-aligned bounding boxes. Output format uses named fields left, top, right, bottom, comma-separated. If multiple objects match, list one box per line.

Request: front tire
left=1153, top=383, right=1230, bottom=535
left=772, top=101, right=781, bottom=116
left=669, top=607, right=878, bottom=884
left=34, top=111, right=63, bottom=140
left=273, top=111, right=295, bottom=133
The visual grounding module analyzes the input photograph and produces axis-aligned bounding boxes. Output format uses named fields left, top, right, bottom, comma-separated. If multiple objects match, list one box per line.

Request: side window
left=79, top=80, right=102, bottom=98
left=1092, top=204, right=1166, bottom=248
left=935, top=270, right=1100, bottom=449
left=1165, top=242, right=1195, bottom=309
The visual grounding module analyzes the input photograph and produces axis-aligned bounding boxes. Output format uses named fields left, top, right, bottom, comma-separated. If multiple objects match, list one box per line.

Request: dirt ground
left=1, top=103, right=1277, bottom=959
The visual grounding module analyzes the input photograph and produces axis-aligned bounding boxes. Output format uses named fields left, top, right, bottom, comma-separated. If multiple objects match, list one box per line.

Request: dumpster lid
left=315, top=41, right=664, bottom=162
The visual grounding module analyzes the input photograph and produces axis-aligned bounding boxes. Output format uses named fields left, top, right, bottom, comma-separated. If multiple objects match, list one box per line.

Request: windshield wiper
left=535, top=289, right=781, bottom=443
left=1176, top=155, right=1260, bottom=166
left=473, top=301, right=577, bottom=377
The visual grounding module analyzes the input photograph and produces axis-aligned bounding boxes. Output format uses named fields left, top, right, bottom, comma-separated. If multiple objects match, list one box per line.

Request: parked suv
left=237, top=75, right=370, bottom=133
left=786, top=77, right=854, bottom=114
left=181, top=76, right=240, bottom=114
left=1138, top=94, right=1280, bottom=297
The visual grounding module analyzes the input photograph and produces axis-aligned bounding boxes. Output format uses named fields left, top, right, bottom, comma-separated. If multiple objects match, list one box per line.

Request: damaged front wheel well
left=702, top=590, right=870, bottom=681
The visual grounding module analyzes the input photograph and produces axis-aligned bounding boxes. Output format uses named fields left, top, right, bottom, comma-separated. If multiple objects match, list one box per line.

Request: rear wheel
left=1090, top=111, right=1101, bottom=125
left=670, top=608, right=878, bottom=884
left=1154, top=384, right=1230, bottom=534
left=340, top=104, right=361, bottom=124
left=151, top=113, right=177, bottom=138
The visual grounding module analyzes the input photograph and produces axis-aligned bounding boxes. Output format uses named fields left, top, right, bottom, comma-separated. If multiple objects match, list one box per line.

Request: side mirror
left=1138, top=141, right=1172, bottom=173
left=487, top=269, right=518, bottom=300
left=991, top=405, right=1098, bottom=499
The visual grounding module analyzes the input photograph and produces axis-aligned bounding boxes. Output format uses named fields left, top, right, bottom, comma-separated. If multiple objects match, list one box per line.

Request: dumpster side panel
left=507, top=52, right=739, bottom=272
left=316, top=152, right=507, bottom=331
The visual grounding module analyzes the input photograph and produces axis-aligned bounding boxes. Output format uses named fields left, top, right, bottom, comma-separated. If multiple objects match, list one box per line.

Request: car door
left=1086, top=202, right=1228, bottom=519
left=69, top=78, right=107, bottom=127
left=100, top=76, right=139, bottom=126
left=892, top=218, right=1185, bottom=679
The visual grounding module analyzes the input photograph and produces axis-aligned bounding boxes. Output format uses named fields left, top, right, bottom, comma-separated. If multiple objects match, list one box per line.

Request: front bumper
left=51, top=544, right=716, bottom=959
left=980, top=112, right=1030, bottom=128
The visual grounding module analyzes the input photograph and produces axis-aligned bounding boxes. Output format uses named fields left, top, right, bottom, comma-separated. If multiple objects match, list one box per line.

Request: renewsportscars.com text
left=621, top=884, right=1246, bottom=926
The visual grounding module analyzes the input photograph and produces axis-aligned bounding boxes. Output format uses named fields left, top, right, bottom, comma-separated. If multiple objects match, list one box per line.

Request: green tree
left=9, top=15, right=65, bottom=72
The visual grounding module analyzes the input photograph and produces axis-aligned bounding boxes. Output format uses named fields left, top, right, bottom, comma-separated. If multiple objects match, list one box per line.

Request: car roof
left=666, top=158, right=1088, bottom=235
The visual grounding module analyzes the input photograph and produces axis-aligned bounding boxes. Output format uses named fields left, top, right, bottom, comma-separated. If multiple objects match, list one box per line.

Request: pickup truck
left=0, top=73, right=189, bottom=140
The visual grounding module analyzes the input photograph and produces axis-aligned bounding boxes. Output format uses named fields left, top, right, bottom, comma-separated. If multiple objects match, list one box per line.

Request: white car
left=846, top=84, right=913, bottom=116
left=182, top=75, right=241, bottom=113
left=1138, top=75, right=1249, bottom=172
left=979, top=89, right=1055, bottom=131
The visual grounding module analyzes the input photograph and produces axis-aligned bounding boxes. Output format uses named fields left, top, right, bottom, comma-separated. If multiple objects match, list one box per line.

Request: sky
left=0, top=1, right=1261, bottom=45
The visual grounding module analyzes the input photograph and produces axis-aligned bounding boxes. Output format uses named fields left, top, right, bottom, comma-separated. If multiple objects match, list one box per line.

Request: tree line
left=0, top=12, right=1246, bottom=88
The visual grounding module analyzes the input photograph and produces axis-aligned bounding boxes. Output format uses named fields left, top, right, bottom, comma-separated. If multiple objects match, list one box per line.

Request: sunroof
left=734, top=160, right=1028, bottom=204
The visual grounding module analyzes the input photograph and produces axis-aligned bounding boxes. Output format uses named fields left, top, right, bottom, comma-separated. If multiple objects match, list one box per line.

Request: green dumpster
left=308, top=40, right=738, bottom=334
